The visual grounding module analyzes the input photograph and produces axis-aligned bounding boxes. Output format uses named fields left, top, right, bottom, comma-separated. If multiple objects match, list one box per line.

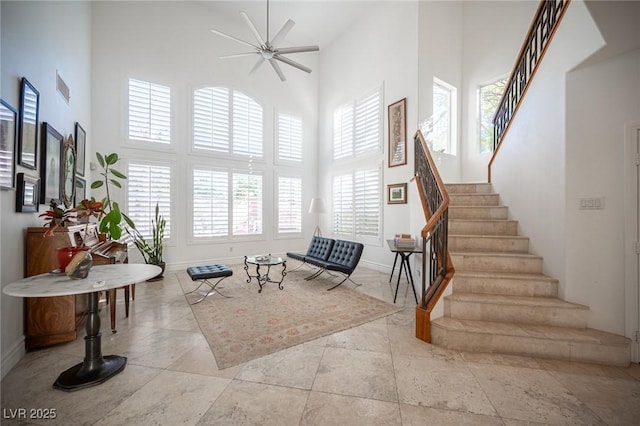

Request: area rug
left=178, top=265, right=402, bottom=369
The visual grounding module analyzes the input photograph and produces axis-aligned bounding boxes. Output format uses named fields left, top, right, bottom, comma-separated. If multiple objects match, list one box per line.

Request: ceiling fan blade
left=211, top=29, right=258, bottom=49
left=268, top=58, right=287, bottom=81
left=219, top=52, right=259, bottom=59
left=240, top=11, right=266, bottom=48
left=270, top=19, right=295, bottom=46
left=275, top=45, right=320, bottom=55
left=274, top=54, right=312, bottom=74
left=250, top=57, right=266, bottom=74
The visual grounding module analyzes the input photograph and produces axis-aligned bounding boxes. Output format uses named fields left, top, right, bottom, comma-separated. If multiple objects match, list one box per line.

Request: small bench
left=186, top=264, right=233, bottom=304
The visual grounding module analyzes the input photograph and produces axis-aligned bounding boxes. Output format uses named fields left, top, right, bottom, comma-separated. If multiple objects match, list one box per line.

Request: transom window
left=193, top=87, right=263, bottom=158
left=333, top=88, right=382, bottom=160
left=128, top=78, right=171, bottom=144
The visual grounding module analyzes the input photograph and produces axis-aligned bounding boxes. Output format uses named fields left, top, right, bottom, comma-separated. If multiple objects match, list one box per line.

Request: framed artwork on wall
left=61, top=135, right=76, bottom=208
left=18, top=77, right=40, bottom=170
left=74, top=176, right=86, bottom=205
left=40, top=122, right=63, bottom=205
left=16, top=173, right=39, bottom=212
left=75, top=122, right=85, bottom=177
left=387, top=183, right=407, bottom=204
left=388, top=98, right=407, bottom=168
left=0, top=99, right=18, bottom=190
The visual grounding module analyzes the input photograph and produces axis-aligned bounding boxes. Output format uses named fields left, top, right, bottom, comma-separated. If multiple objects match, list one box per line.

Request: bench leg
left=186, top=277, right=231, bottom=304
left=327, top=274, right=361, bottom=291
left=304, top=267, right=326, bottom=281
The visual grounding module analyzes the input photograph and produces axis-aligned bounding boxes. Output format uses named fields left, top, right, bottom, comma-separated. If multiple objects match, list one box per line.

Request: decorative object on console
left=393, top=233, right=416, bottom=249
left=65, top=251, right=93, bottom=279
left=91, top=152, right=128, bottom=240
left=56, top=246, right=89, bottom=273
left=308, top=197, right=326, bottom=237
left=40, top=122, right=64, bottom=205
left=388, top=98, right=407, bottom=167
left=15, top=173, right=39, bottom=213
left=18, top=77, right=39, bottom=170
left=0, top=99, right=18, bottom=190
left=387, top=183, right=407, bottom=204
left=210, top=0, right=319, bottom=82
left=125, top=201, right=166, bottom=281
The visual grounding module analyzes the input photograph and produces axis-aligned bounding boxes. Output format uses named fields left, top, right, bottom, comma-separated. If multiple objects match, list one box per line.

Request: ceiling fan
left=211, top=0, right=319, bottom=82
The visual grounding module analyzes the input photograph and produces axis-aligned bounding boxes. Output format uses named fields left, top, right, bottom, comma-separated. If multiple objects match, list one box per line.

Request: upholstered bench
left=185, top=264, right=233, bottom=304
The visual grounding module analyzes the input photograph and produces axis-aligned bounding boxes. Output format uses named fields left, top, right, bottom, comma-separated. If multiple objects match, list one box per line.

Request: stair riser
left=452, top=276, right=558, bottom=297
left=446, top=183, right=493, bottom=194
left=449, top=194, right=500, bottom=206
left=451, top=254, right=542, bottom=274
left=449, top=236, right=529, bottom=253
left=444, top=299, right=588, bottom=328
left=449, top=221, right=518, bottom=236
left=449, top=206, right=508, bottom=220
left=431, top=325, right=630, bottom=367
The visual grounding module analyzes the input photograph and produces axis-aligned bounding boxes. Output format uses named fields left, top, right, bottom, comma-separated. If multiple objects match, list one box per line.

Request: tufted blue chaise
left=286, top=236, right=334, bottom=266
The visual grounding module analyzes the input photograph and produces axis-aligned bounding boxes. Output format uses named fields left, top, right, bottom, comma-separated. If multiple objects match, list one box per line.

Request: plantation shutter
left=354, top=168, right=380, bottom=238
left=127, top=162, right=171, bottom=239
left=232, top=173, right=263, bottom=235
left=128, top=78, right=171, bottom=144
left=192, top=168, right=229, bottom=237
left=333, top=105, right=353, bottom=160
left=277, top=176, right=302, bottom=234
left=277, top=113, right=303, bottom=162
left=233, top=91, right=263, bottom=157
left=332, top=174, right=354, bottom=235
left=354, top=91, right=381, bottom=155
left=193, top=87, right=230, bottom=152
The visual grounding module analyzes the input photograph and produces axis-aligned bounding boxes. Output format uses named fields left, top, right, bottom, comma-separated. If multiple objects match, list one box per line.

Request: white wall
left=565, top=49, right=640, bottom=336
left=490, top=1, right=604, bottom=303
left=317, top=1, right=418, bottom=272
left=90, top=1, right=319, bottom=268
left=460, top=0, right=538, bottom=183
left=0, top=0, right=92, bottom=378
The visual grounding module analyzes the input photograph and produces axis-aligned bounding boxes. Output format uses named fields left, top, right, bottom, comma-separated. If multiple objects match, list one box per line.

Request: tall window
left=128, top=78, right=171, bottom=144
left=333, top=88, right=382, bottom=160
left=192, top=167, right=263, bottom=238
left=432, top=77, right=457, bottom=154
left=277, top=176, right=302, bottom=234
left=277, top=112, right=303, bottom=162
left=333, top=166, right=381, bottom=241
left=127, top=162, right=172, bottom=239
left=193, top=87, right=263, bottom=157
left=478, top=78, right=507, bottom=153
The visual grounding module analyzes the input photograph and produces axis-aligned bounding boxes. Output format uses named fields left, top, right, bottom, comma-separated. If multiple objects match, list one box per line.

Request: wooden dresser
left=24, top=224, right=128, bottom=349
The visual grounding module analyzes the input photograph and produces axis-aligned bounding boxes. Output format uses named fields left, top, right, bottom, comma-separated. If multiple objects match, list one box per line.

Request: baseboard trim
left=1, top=336, right=25, bottom=380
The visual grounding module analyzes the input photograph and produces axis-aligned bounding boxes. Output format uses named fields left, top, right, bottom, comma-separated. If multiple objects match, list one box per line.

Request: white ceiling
left=204, top=0, right=372, bottom=49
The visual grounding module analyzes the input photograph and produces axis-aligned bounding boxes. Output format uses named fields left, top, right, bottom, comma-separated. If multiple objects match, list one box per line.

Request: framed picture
left=40, top=122, right=63, bottom=205
left=16, top=173, right=39, bottom=212
left=61, top=135, right=76, bottom=208
left=74, top=176, right=86, bottom=205
left=18, top=77, right=40, bottom=170
left=0, top=99, right=18, bottom=190
left=388, top=183, right=407, bottom=204
left=388, top=98, right=407, bottom=167
left=74, top=122, right=86, bottom=177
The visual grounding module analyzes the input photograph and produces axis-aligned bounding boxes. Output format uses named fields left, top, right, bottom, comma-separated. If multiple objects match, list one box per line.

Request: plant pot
left=146, top=261, right=166, bottom=282
left=56, top=246, right=90, bottom=273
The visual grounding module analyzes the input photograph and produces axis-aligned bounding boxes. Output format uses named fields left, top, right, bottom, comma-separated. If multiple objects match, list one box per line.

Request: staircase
left=431, top=183, right=631, bottom=366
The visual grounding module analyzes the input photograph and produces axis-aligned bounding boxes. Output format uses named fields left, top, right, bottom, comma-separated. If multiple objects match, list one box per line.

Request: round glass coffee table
left=244, top=254, right=287, bottom=293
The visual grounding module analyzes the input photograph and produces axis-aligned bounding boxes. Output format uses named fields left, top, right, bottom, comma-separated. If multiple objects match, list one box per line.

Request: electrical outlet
left=579, top=197, right=605, bottom=210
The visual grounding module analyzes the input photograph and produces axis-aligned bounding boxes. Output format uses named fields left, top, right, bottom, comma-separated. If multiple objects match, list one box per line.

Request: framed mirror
left=0, top=99, right=18, bottom=190
left=61, top=135, right=76, bottom=208
left=18, top=77, right=40, bottom=169
left=40, top=122, right=63, bottom=205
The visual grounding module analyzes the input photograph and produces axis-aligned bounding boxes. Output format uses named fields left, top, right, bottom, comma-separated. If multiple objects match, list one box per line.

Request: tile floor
left=2, top=266, right=639, bottom=425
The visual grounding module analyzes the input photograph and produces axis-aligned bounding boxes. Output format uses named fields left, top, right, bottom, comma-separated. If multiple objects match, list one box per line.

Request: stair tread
left=446, top=292, right=589, bottom=310
left=451, top=251, right=542, bottom=259
left=454, top=270, right=558, bottom=282
left=450, top=234, right=527, bottom=239
left=432, top=317, right=630, bottom=347
left=450, top=219, right=515, bottom=223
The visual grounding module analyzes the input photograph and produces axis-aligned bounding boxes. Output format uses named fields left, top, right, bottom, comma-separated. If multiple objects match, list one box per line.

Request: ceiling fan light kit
left=211, top=0, right=320, bottom=81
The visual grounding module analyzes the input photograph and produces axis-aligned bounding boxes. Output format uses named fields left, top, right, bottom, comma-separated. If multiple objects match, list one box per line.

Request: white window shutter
left=193, top=87, right=230, bottom=152
left=128, top=78, right=171, bottom=144
left=232, top=173, right=262, bottom=235
left=354, top=91, right=381, bottom=155
left=354, top=168, right=380, bottom=238
left=332, top=174, right=354, bottom=235
left=232, top=91, right=263, bottom=157
left=192, top=168, right=229, bottom=237
left=277, top=113, right=303, bottom=162
left=277, top=176, right=302, bottom=234
left=127, top=162, right=171, bottom=239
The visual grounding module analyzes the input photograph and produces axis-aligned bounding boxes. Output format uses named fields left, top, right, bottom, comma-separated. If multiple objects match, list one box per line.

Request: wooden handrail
left=488, top=0, right=571, bottom=182
left=412, top=130, right=455, bottom=342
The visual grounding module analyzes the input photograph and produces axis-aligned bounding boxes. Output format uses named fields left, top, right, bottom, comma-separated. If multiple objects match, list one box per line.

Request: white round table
left=3, top=264, right=161, bottom=392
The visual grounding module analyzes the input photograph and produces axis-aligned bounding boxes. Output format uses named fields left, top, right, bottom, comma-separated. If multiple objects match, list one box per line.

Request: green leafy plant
left=91, top=152, right=128, bottom=240
left=125, top=202, right=165, bottom=265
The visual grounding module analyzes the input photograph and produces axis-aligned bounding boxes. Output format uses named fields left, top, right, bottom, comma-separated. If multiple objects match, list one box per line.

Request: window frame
left=432, top=77, right=458, bottom=155
left=126, top=77, right=173, bottom=151
left=477, top=76, right=508, bottom=154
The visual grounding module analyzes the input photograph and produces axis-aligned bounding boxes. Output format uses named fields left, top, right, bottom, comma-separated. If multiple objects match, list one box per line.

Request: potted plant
left=39, top=199, right=76, bottom=237
left=125, top=202, right=166, bottom=281
left=91, top=152, right=127, bottom=240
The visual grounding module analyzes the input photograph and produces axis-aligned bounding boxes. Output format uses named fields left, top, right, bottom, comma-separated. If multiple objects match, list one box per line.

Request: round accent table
left=244, top=255, right=287, bottom=293
left=3, top=263, right=161, bottom=392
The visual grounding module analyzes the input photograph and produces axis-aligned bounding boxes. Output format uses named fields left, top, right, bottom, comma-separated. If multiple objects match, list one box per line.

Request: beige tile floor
left=2, top=265, right=640, bottom=425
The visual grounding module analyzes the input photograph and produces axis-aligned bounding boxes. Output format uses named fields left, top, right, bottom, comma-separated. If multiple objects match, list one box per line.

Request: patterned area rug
left=178, top=264, right=402, bottom=369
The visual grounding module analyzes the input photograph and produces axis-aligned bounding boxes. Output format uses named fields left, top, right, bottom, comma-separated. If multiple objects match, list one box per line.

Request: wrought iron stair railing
left=412, top=130, right=455, bottom=342
left=489, top=0, right=571, bottom=181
